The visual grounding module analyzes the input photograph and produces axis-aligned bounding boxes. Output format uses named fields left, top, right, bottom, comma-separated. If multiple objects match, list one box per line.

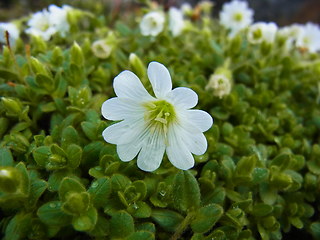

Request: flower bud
left=1, top=97, right=22, bottom=116
left=0, top=167, right=21, bottom=193
left=62, top=192, right=90, bottom=215
left=129, top=53, right=146, bottom=78
left=70, top=41, right=84, bottom=66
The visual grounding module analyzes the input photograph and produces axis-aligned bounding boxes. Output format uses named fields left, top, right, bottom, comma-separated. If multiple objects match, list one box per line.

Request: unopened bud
left=0, top=167, right=20, bottom=193
left=129, top=53, right=146, bottom=78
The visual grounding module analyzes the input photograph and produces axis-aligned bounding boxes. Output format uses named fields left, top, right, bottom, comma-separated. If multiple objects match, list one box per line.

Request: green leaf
left=48, top=170, right=72, bottom=192
left=88, top=177, right=112, bottom=207
left=81, top=121, right=97, bottom=140
left=136, top=222, right=156, bottom=233
left=4, top=213, right=32, bottom=240
left=111, top=174, right=132, bottom=191
left=251, top=203, right=273, bottom=217
left=89, top=215, right=109, bottom=237
left=32, top=146, right=50, bottom=167
left=59, top=177, right=86, bottom=201
left=66, top=144, right=82, bottom=169
left=109, top=210, right=135, bottom=238
left=127, top=201, right=152, bottom=218
left=37, top=201, right=72, bottom=226
left=151, top=209, right=184, bottom=232
left=0, top=147, right=14, bottom=166
left=15, top=162, right=30, bottom=195
left=191, top=204, right=224, bottom=233
left=173, top=170, right=201, bottom=212
left=72, top=206, right=98, bottom=232
left=127, top=231, right=154, bottom=240
left=35, top=73, right=54, bottom=92
left=310, top=222, right=320, bottom=239
left=61, top=126, right=79, bottom=148
left=28, top=177, right=48, bottom=207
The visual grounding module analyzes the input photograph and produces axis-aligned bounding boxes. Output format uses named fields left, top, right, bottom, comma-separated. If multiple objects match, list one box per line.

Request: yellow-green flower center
left=233, top=13, right=243, bottom=22
left=253, top=28, right=262, bottom=40
left=143, top=100, right=176, bottom=136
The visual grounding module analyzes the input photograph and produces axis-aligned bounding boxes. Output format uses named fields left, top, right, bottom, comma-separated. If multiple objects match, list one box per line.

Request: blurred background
left=0, top=0, right=320, bottom=25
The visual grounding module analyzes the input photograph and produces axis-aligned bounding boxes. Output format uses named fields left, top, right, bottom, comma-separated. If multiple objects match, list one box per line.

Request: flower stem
left=170, top=212, right=194, bottom=240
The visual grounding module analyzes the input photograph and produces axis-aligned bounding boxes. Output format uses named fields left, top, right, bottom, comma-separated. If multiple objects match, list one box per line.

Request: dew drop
left=132, top=202, right=139, bottom=210
left=92, top=182, right=99, bottom=188
left=159, top=190, right=166, bottom=197
left=49, top=203, right=56, bottom=208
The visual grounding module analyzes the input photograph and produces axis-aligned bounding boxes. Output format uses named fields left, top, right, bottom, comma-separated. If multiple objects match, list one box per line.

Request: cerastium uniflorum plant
left=1, top=0, right=320, bottom=239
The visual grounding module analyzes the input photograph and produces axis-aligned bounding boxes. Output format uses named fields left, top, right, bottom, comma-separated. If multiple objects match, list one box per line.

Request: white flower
left=0, top=22, right=19, bottom=44
left=101, top=62, right=213, bottom=171
left=247, top=22, right=278, bottom=44
left=206, top=73, right=232, bottom=98
left=296, top=22, right=320, bottom=53
left=48, top=4, right=71, bottom=37
left=219, top=0, right=254, bottom=38
left=91, top=39, right=113, bottom=59
left=25, top=9, right=57, bottom=41
left=277, top=24, right=302, bottom=51
left=140, top=12, right=165, bottom=37
left=169, top=7, right=185, bottom=37
left=181, top=3, right=192, bottom=15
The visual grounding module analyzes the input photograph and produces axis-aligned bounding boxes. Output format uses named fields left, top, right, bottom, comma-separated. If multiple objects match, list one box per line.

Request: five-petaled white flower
left=169, top=7, right=185, bottom=37
left=0, top=22, right=19, bottom=44
left=140, top=12, right=165, bottom=37
left=219, top=0, right=254, bottom=38
left=48, top=5, right=72, bottom=37
left=296, top=22, right=320, bottom=53
left=25, top=9, right=57, bottom=40
left=247, top=22, right=278, bottom=44
left=101, top=62, right=213, bottom=172
left=25, top=5, right=71, bottom=40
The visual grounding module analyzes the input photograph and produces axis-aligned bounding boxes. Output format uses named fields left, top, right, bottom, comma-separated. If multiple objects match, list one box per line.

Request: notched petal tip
left=147, top=61, right=172, bottom=98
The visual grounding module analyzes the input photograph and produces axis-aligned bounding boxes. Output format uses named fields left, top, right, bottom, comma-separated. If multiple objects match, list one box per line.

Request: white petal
left=183, top=131, right=208, bottom=155
left=101, top=97, right=144, bottom=121
left=166, top=127, right=194, bottom=170
left=117, top=142, right=142, bottom=162
left=102, top=119, right=145, bottom=145
left=114, top=70, right=152, bottom=101
left=137, top=130, right=166, bottom=172
left=168, top=87, right=198, bottom=109
left=147, top=62, right=172, bottom=98
left=186, top=110, right=213, bottom=132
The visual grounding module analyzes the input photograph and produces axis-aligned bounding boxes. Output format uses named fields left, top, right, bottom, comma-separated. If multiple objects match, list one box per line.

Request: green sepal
left=72, top=206, right=98, bottom=232
left=59, top=177, right=86, bottom=201
left=191, top=204, right=224, bottom=233
left=173, top=170, right=201, bottom=212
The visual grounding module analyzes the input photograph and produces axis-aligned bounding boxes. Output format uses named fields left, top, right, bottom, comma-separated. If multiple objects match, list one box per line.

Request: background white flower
left=219, top=0, right=254, bottom=38
left=101, top=62, right=213, bottom=171
left=91, top=39, right=113, bottom=59
left=140, top=12, right=165, bottom=37
left=206, top=73, right=232, bottom=98
left=169, top=7, right=185, bottom=37
left=247, top=22, right=278, bottom=44
left=277, top=24, right=302, bottom=51
left=0, top=22, right=19, bottom=44
left=48, top=5, right=71, bottom=37
left=25, top=9, right=57, bottom=40
left=296, top=22, right=320, bottom=53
